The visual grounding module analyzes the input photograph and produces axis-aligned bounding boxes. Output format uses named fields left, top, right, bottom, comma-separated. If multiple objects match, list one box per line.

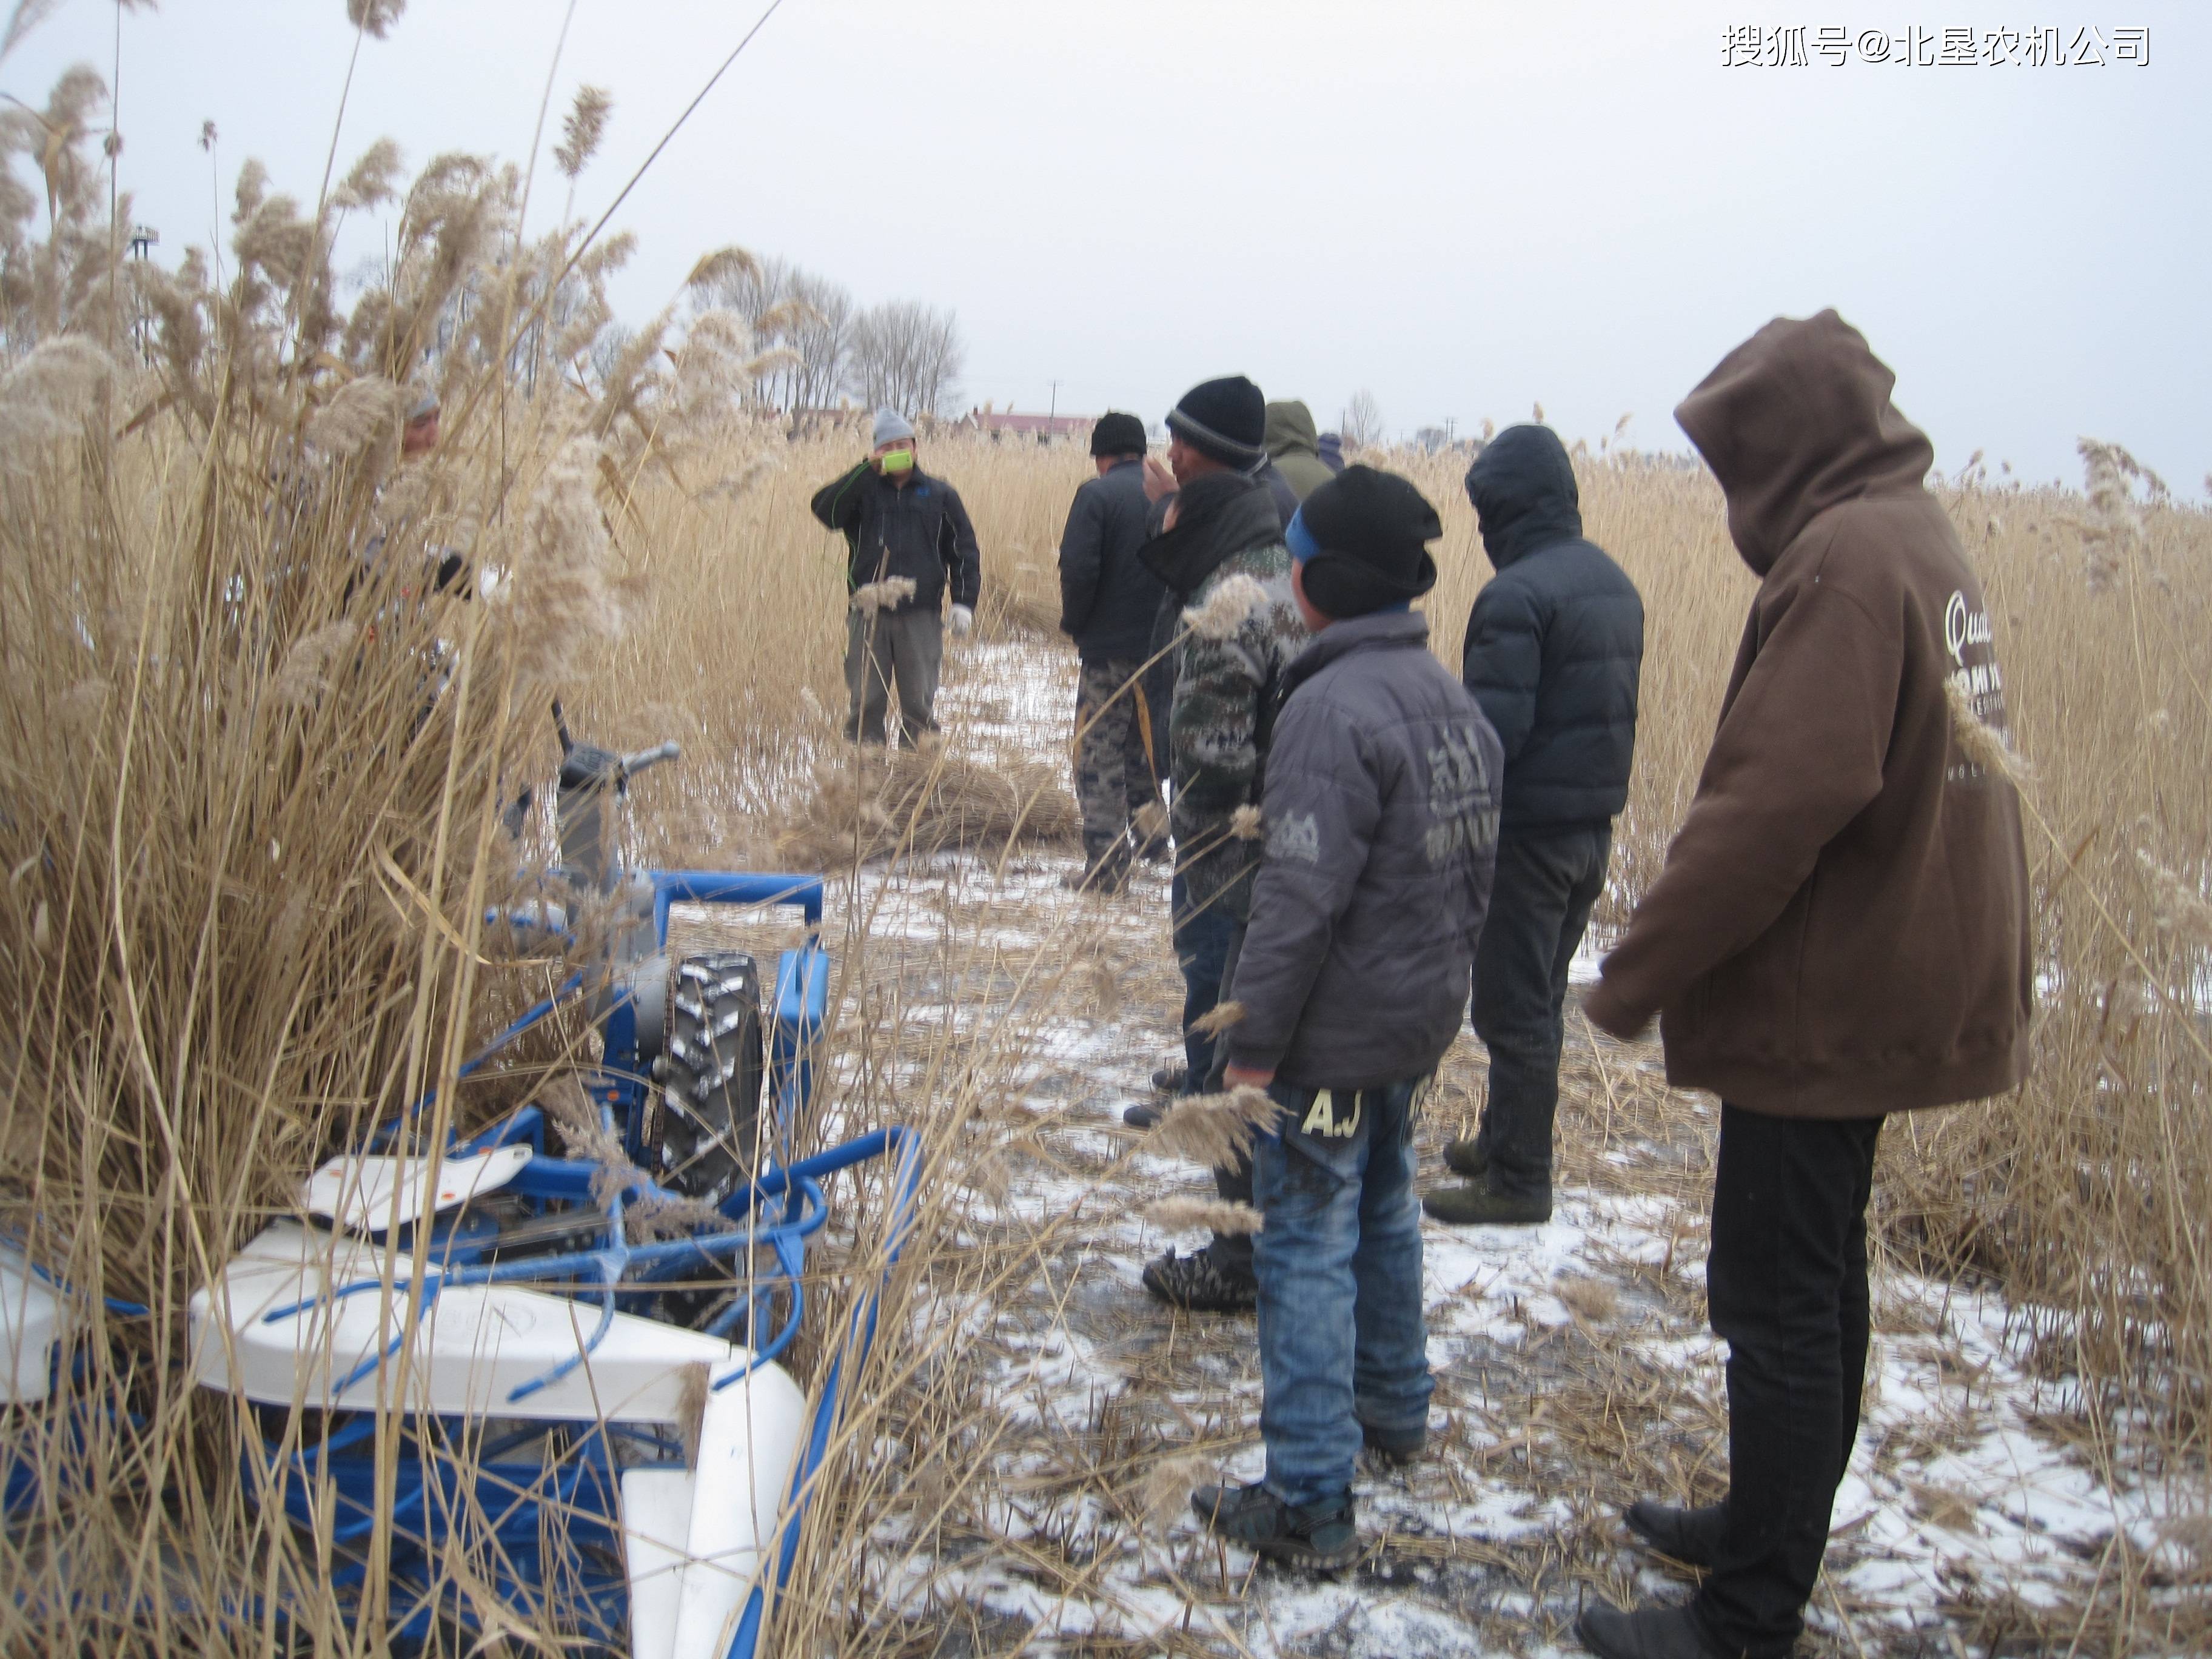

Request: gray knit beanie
left=873, top=407, right=916, bottom=447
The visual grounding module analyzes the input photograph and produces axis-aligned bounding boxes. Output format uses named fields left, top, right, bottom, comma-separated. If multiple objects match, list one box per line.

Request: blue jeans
left=1171, top=871, right=1238, bottom=1089
left=1252, top=1077, right=1433, bottom=1509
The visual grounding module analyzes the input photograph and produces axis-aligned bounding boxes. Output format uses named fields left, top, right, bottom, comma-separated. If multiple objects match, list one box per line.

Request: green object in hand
left=879, top=447, right=914, bottom=474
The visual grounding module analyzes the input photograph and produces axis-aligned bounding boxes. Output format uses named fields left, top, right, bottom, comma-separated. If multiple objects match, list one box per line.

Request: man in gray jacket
left=1188, top=466, right=1503, bottom=1571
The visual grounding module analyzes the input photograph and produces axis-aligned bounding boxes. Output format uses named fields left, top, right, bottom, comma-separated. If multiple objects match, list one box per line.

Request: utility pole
left=1048, top=380, right=1060, bottom=420
left=127, top=225, right=158, bottom=363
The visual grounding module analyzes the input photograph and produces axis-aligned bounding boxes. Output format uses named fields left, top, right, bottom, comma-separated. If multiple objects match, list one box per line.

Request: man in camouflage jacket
left=1133, top=375, right=1307, bottom=1312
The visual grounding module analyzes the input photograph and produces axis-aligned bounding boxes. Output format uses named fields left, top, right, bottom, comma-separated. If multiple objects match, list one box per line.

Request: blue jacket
left=1462, top=425, right=1644, bottom=834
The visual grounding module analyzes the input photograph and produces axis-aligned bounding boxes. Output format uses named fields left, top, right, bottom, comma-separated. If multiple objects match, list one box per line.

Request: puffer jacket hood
left=1674, top=309, right=1935, bottom=577
left=1464, top=425, right=1583, bottom=569
left=1265, top=400, right=1334, bottom=501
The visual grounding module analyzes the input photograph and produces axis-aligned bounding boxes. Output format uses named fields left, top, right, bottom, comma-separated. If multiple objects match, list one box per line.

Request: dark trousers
left=1170, top=879, right=1253, bottom=1277
left=1469, top=825, right=1610, bottom=1198
left=843, top=606, right=942, bottom=745
left=1204, top=925, right=1255, bottom=1276
left=1697, top=1104, right=1883, bottom=1657
left=1172, top=871, right=1238, bottom=1093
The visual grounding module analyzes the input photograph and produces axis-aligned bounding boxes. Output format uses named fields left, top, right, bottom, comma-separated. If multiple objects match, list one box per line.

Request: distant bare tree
left=781, top=272, right=853, bottom=411
left=1342, top=389, right=1385, bottom=451
left=846, top=300, right=965, bottom=418
left=588, top=321, right=635, bottom=390
left=692, top=255, right=853, bottom=412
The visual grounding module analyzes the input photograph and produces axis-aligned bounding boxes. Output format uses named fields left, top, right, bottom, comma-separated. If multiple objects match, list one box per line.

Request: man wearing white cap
left=810, top=408, right=983, bottom=745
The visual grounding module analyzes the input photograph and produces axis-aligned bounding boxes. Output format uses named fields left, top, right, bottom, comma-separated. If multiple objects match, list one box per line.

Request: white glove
left=949, top=604, right=974, bottom=637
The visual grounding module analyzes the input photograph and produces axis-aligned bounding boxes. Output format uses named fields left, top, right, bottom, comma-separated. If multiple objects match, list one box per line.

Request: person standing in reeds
left=1574, top=312, right=2033, bottom=1659
left=1133, top=376, right=1306, bottom=1313
left=1057, top=411, right=1168, bottom=894
left=1424, top=424, right=1644, bottom=1227
left=1188, top=466, right=1501, bottom=1570
left=809, top=409, right=982, bottom=746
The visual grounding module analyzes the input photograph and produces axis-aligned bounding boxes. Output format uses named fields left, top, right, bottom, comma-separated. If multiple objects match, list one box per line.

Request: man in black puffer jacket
left=1059, top=412, right=1167, bottom=890
left=1424, top=424, right=1644, bottom=1226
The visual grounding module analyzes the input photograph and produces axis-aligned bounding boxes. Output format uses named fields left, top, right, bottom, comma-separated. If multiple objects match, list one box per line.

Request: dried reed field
left=2, top=36, right=2208, bottom=1659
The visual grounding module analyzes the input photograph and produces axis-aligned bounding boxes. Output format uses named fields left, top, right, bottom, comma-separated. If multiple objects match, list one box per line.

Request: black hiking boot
left=1623, top=1500, right=1728, bottom=1570
left=1191, top=1481, right=1359, bottom=1572
left=1141, top=1247, right=1257, bottom=1313
left=1150, top=1061, right=1188, bottom=1094
left=1574, top=1601, right=1724, bottom=1659
left=1421, top=1179, right=1551, bottom=1226
left=1361, top=1420, right=1426, bottom=1469
left=1441, top=1136, right=1488, bottom=1179
left=1122, top=1100, right=1163, bottom=1130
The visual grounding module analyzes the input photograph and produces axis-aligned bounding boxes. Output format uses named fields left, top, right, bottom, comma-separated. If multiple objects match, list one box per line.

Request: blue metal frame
left=225, top=869, right=910, bottom=1658
left=10, top=869, right=892, bottom=1657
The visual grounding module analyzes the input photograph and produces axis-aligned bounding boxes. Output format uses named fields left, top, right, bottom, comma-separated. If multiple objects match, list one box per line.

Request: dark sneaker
left=1361, top=1421, right=1426, bottom=1469
left=1624, top=1500, right=1727, bottom=1570
left=1191, top=1481, right=1358, bottom=1572
left=1150, top=1061, right=1188, bottom=1094
left=1574, top=1601, right=1724, bottom=1659
left=1441, top=1136, right=1488, bottom=1179
left=1141, top=1248, right=1258, bottom=1313
left=1122, top=1101, right=1164, bottom=1130
left=1421, top=1181, right=1551, bottom=1226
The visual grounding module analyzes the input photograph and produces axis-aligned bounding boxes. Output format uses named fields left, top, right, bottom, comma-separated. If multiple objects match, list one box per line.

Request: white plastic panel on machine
left=301, top=1144, right=534, bottom=1235
left=620, top=1371, right=810, bottom=1659
left=189, top=1221, right=754, bottom=1424
left=0, top=1243, right=62, bottom=1405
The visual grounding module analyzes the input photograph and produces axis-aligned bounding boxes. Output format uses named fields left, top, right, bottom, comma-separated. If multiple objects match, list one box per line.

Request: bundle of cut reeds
left=777, top=741, right=1081, bottom=866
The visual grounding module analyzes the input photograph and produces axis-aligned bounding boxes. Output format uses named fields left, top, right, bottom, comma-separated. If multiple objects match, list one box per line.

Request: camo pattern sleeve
left=1169, top=545, right=1307, bottom=922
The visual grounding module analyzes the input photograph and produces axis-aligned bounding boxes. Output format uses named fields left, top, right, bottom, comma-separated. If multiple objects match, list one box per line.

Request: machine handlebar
left=620, top=740, right=680, bottom=779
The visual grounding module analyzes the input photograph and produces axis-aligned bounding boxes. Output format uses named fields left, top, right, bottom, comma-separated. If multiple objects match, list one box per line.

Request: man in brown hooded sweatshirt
left=1575, top=311, right=2031, bottom=1659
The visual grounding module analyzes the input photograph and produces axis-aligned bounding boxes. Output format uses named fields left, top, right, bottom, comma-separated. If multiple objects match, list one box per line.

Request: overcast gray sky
left=7, top=1, right=2204, bottom=491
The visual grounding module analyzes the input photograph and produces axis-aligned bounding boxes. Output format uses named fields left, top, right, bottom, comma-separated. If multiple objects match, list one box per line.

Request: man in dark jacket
left=1572, top=313, right=2032, bottom=1659
left=1058, top=412, right=1166, bottom=892
left=1130, top=376, right=1307, bottom=1313
left=809, top=408, right=982, bottom=745
left=1424, top=424, right=1644, bottom=1226
left=1188, top=466, right=1501, bottom=1570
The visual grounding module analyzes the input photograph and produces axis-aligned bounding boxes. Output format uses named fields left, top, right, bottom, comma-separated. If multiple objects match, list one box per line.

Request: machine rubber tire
left=660, top=950, right=765, bottom=1202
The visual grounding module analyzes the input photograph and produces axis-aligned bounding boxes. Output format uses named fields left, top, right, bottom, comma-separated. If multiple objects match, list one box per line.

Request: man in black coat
left=810, top=408, right=982, bottom=745
left=1423, top=424, right=1644, bottom=1225
left=1059, top=412, right=1167, bottom=891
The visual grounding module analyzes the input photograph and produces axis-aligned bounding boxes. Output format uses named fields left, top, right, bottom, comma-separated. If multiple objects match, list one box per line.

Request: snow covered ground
left=760, top=637, right=2200, bottom=1657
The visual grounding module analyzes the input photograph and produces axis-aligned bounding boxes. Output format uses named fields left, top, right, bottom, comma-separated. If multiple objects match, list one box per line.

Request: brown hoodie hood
left=1675, top=309, right=1936, bottom=576
left=1587, top=312, right=2032, bottom=1119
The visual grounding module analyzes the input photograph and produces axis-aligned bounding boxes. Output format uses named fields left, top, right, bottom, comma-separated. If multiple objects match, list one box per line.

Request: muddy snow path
left=772, top=638, right=2194, bottom=1658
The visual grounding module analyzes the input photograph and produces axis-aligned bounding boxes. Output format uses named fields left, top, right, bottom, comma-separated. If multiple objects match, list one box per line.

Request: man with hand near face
left=810, top=407, right=982, bottom=746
